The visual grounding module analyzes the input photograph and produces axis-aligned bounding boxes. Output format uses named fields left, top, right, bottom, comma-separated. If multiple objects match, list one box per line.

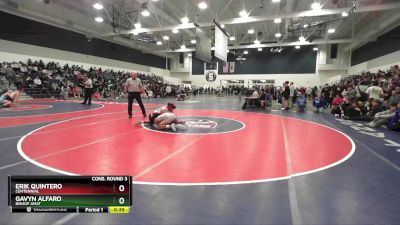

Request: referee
left=124, top=72, right=146, bottom=118
left=82, top=74, right=93, bottom=105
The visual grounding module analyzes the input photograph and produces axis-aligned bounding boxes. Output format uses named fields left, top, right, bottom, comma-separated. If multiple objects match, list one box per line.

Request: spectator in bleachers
left=388, top=89, right=400, bottom=106
left=5, top=65, right=15, bottom=81
left=0, top=73, right=10, bottom=91
left=366, top=81, right=384, bottom=102
left=344, top=86, right=357, bottom=103
left=366, top=99, right=385, bottom=119
left=252, top=89, right=259, bottom=98
left=0, top=59, right=177, bottom=100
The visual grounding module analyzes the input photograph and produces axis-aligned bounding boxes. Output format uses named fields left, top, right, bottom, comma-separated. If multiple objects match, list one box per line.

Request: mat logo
left=144, top=116, right=244, bottom=134
left=185, top=119, right=218, bottom=129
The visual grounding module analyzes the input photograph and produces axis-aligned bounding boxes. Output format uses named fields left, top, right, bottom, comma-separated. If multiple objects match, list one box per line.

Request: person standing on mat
left=124, top=72, right=146, bottom=118
left=82, top=74, right=93, bottom=105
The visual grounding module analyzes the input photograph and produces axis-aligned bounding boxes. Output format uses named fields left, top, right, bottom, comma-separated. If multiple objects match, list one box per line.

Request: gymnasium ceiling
left=1, top=0, right=400, bottom=57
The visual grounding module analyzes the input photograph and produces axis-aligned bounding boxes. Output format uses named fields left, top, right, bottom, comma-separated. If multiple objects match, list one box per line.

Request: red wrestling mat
left=19, top=110, right=354, bottom=185
left=0, top=101, right=161, bottom=128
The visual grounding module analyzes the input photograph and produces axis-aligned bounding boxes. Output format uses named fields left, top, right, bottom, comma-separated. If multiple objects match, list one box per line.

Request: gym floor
left=1, top=96, right=399, bottom=225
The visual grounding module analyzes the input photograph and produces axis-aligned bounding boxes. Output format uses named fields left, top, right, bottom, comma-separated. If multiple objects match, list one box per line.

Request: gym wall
left=192, top=46, right=317, bottom=75
left=350, top=25, right=400, bottom=74
left=0, top=11, right=168, bottom=71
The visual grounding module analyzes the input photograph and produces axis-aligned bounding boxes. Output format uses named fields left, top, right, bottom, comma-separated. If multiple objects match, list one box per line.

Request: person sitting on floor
left=313, top=95, right=325, bottom=113
left=331, top=94, right=344, bottom=114
left=343, top=101, right=367, bottom=120
left=295, top=92, right=307, bottom=112
left=258, top=90, right=266, bottom=108
left=368, top=102, right=397, bottom=128
left=387, top=101, right=400, bottom=131
left=332, top=97, right=352, bottom=118
left=262, top=91, right=273, bottom=111
left=365, top=99, right=385, bottom=119
left=177, top=89, right=187, bottom=101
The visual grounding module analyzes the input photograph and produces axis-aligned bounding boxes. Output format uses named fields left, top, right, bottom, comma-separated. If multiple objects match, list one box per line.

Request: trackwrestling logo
left=143, top=116, right=245, bottom=135
left=185, top=119, right=217, bottom=129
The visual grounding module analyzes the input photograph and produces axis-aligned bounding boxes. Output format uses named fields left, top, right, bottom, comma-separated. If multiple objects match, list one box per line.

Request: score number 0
left=118, top=184, right=126, bottom=205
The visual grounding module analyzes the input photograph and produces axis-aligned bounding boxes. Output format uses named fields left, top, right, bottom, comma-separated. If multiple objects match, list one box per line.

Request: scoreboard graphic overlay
left=8, top=176, right=132, bottom=213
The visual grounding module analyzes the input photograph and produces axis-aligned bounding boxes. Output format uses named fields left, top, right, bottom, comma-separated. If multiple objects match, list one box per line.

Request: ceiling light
left=313, top=47, right=318, bottom=51
left=258, top=48, right=262, bottom=52
left=221, top=24, right=225, bottom=28
left=275, top=33, right=282, bottom=38
left=181, top=44, right=186, bottom=50
left=244, top=50, right=249, bottom=54
left=191, top=39, right=197, bottom=44
left=274, top=18, right=282, bottom=24
left=141, top=9, right=150, bottom=17
left=152, top=0, right=159, bottom=1
left=248, top=29, right=255, bottom=34
left=239, top=10, right=249, bottom=18
left=295, top=45, right=300, bottom=49
left=198, top=2, right=208, bottom=10
left=163, top=35, right=169, bottom=40
left=272, top=0, right=281, bottom=2
left=181, top=16, right=189, bottom=24
left=227, top=50, right=230, bottom=53
left=229, top=36, right=235, bottom=41
left=93, top=3, right=103, bottom=10
left=134, top=22, right=141, bottom=29
left=311, top=2, right=322, bottom=11
left=254, top=39, right=261, bottom=45
left=342, top=12, right=349, bottom=17
left=299, top=36, right=306, bottom=42
left=303, top=24, right=309, bottom=28
left=156, top=41, right=162, bottom=45
left=188, top=53, right=192, bottom=57
left=328, top=28, right=336, bottom=33
left=94, top=17, right=103, bottom=23
left=172, top=29, right=179, bottom=34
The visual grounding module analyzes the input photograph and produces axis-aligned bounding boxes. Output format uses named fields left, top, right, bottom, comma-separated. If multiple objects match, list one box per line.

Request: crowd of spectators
left=247, top=65, right=400, bottom=131
left=1, top=59, right=399, bottom=131
left=326, top=65, right=400, bottom=131
left=0, top=59, right=181, bottom=100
